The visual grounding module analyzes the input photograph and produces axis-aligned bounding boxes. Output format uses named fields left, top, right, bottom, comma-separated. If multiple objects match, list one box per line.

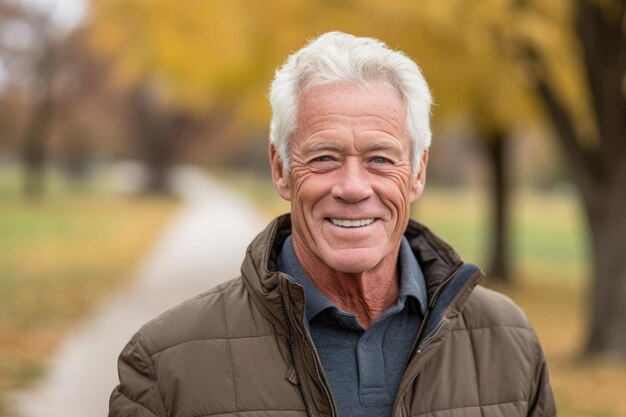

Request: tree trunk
left=512, top=0, right=625, bottom=358
left=143, top=157, right=170, bottom=194
left=522, top=1, right=626, bottom=355
left=485, top=131, right=511, bottom=283
left=129, top=83, right=177, bottom=195
left=22, top=93, right=54, bottom=198
left=582, top=166, right=626, bottom=357
left=575, top=0, right=626, bottom=358
left=533, top=84, right=626, bottom=358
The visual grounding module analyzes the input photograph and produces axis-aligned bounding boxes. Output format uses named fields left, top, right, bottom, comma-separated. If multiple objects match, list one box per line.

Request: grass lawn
left=0, top=169, right=178, bottom=411
left=219, top=170, right=626, bottom=417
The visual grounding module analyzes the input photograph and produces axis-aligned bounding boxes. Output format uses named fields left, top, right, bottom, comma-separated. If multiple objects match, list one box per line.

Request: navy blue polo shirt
left=277, top=235, right=427, bottom=417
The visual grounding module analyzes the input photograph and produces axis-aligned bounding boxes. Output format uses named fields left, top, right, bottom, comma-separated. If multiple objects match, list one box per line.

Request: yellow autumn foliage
left=87, top=0, right=594, bottom=142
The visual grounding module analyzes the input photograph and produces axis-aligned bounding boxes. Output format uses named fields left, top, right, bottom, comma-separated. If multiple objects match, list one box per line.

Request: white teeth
left=330, top=218, right=375, bottom=227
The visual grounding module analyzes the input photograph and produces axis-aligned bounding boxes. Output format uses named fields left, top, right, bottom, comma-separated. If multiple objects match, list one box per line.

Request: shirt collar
left=277, top=234, right=428, bottom=322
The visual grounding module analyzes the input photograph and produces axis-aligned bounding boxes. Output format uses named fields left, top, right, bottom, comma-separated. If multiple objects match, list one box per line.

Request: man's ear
left=269, top=143, right=291, bottom=201
left=410, top=149, right=429, bottom=202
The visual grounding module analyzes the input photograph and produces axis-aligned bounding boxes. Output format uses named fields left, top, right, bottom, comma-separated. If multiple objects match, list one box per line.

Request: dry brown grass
left=0, top=195, right=178, bottom=400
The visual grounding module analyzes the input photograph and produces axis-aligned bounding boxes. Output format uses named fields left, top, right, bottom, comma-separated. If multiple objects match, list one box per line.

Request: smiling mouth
left=328, top=218, right=376, bottom=228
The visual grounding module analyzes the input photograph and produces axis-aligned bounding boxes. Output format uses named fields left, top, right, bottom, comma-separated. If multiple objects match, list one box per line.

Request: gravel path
left=13, top=167, right=266, bottom=417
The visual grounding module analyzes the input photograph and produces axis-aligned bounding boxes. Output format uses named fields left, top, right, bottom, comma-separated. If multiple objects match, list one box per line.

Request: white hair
left=269, top=31, right=432, bottom=175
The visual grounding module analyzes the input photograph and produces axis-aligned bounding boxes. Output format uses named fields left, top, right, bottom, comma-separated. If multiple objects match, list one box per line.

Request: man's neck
left=292, top=240, right=401, bottom=328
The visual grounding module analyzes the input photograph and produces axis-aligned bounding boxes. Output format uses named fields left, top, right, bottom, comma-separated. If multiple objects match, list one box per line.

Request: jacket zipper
left=395, top=322, right=446, bottom=417
left=392, top=264, right=473, bottom=417
left=416, top=320, right=446, bottom=353
left=399, top=397, right=408, bottom=417
left=410, top=264, right=464, bottom=357
left=300, top=336, right=337, bottom=417
left=280, top=283, right=314, bottom=417
left=280, top=277, right=337, bottom=417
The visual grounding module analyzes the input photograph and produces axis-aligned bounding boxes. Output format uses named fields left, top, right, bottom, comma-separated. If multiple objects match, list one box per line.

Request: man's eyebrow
left=363, top=142, right=404, bottom=155
left=302, top=142, right=345, bottom=153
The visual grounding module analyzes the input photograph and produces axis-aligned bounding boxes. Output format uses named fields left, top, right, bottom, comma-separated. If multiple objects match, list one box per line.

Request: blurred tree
left=0, top=86, right=28, bottom=156
left=0, top=1, right=96, bottom=197
left=386, top=0, right=626, bottom=358
left=0, top=0, right=128, bottom=197
left=0, top=1, right=58, bottom=197
left=399, top=0, right=626, bottom=358
left=88, top=0, right=266, bottom=191
left=21, top=39, right=59, bottom=197
left=123, top=81, right=211, bottom=193
left=47, top=27, right=108, bottom=178
left=516, top=0, right=626, bottom=358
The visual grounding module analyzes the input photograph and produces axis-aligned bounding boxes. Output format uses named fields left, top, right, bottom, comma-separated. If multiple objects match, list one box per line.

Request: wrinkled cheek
left=289, top=199, right=308, bottom=235
left=289, top=179, right=320, bottom=249
left=387, top=188, right=412, bottom=235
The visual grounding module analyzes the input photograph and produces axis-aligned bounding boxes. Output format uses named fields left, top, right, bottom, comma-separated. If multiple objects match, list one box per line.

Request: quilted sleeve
left=109, top=333, right=166, bottom=417
left=527, top=336, right=557, bottom=417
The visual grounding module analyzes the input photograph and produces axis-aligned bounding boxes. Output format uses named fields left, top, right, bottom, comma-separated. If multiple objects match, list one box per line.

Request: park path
left=13, top=166, right=266, bottom=417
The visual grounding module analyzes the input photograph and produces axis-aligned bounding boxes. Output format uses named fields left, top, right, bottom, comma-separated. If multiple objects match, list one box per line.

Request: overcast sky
left=15, top=0, right=87, bottom=31
left=0, top=0, right=87, bottom=89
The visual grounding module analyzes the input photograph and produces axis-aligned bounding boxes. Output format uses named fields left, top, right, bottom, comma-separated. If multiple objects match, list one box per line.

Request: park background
left=1, top=0, right=625, bottom=416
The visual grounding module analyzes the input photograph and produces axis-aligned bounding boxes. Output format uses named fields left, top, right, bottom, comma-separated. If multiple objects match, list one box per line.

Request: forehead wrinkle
left=300, top=114, right=405, bottom=141
left=294, top=83, right=410, bottom=154
left=297, top=94, right=406, bottom=130
left=294, top=113, right=352, bottom=142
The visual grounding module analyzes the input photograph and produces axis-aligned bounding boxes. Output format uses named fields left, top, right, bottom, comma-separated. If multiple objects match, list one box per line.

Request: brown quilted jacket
left=109, top=215, right=556, bottom=417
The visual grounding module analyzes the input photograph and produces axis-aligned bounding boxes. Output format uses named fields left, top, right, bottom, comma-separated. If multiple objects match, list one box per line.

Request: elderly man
left=109, top=32, right=555, bottom=417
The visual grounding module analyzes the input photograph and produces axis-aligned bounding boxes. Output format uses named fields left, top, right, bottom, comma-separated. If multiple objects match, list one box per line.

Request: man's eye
left=371, top=156, right=390, bottom=164
left=313, top=156, right=333, bottom=162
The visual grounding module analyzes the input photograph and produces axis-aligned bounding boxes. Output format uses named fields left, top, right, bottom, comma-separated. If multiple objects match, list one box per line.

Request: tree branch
left=576, top=0, right=626, bottom=166
left=522, top=44, right=603, bottom=191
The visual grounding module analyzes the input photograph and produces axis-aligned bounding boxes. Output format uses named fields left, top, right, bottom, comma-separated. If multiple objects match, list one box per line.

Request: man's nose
left=331, top=159, right=373, bottom=203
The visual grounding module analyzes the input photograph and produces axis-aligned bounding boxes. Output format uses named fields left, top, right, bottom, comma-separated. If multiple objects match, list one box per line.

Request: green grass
left=415, top=187, right=589, bottom=286
left=0, top=163, right=115, bottom=201
left=0, top=167, right=178, bottom=412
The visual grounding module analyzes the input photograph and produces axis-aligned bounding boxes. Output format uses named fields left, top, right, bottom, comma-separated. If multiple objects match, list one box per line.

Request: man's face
left=270, top=82, right=428, bottom=274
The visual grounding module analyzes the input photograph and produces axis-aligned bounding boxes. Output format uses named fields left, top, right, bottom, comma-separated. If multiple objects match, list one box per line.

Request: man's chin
left=320, top=249, right=383, bottom=274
